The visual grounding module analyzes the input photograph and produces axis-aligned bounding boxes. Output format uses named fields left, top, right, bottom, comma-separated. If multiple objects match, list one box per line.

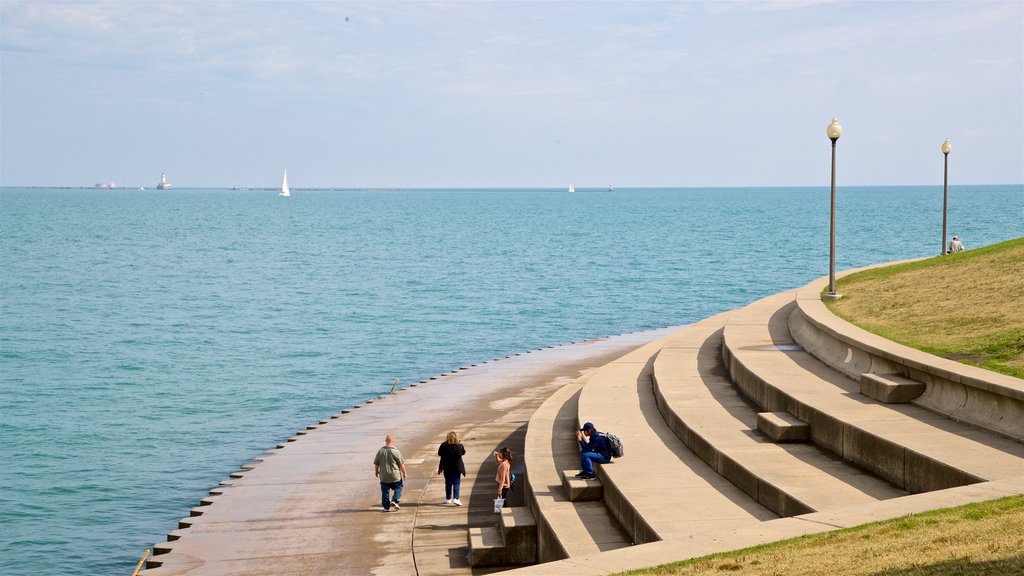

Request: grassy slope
left=620, top=495, right=1024, bottom=576
left=618, top=239, right=1024, bottom=575
left=827, top=237, right=1024, bottom=378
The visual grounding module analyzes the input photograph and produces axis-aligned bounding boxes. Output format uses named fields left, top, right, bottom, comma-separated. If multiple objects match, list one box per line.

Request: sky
left=1, top=0, right=1021, bottom=189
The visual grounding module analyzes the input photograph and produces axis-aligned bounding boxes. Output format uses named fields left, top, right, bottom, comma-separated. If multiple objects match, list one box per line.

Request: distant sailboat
left=568, top=180, right=575, bottom=193
left=279, top=170, right=290, bottom=197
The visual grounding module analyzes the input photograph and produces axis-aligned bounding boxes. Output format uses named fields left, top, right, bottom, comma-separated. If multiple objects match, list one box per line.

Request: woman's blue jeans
left=443, top=469, right=461, bottom=500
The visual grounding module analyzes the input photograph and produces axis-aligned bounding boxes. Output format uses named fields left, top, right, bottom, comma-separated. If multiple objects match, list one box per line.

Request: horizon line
left=3, top=183, right=1023, bottom=191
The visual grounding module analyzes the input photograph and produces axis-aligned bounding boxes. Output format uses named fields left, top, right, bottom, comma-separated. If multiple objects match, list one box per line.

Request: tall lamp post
left=825, top=117, right=843, bottom=300
left=941, top=138, right=952, bottom=255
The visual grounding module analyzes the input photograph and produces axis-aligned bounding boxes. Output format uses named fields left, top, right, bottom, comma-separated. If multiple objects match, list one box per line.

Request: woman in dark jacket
left=437, top=431, right=466, bottom=505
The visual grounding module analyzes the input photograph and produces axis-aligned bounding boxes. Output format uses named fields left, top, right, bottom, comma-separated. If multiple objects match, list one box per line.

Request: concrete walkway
left=140, top=329, right=677, bottom=575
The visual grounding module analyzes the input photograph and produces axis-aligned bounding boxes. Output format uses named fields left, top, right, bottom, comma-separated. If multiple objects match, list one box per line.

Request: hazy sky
left=1, top=1, right=1021, bottom=188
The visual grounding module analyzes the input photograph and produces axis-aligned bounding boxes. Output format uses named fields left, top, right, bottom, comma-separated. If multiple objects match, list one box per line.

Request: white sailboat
left=279, top=170, right=291, bottom=197
left=568, top=180, right=575, bottom=193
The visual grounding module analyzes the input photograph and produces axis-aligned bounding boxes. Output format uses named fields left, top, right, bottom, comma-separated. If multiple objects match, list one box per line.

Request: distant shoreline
left=3, top=183, right=1022, bottom=192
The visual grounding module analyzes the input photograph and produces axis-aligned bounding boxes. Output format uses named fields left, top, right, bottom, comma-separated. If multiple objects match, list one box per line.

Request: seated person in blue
left=575, top=422, right=611, bottom=479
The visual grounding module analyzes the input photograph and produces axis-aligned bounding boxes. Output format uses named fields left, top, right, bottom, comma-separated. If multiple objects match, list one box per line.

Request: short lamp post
left=824, top=117, right=843, bottom=300
left=941, top=138, right=952, bottom=255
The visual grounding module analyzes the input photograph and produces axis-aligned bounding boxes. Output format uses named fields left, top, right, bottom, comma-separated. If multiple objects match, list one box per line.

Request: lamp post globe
left=825, top=117, right=842, bottom=299
left=827, top=117, right=843, bottom=141
left=941, top=138, right=952, bottom=255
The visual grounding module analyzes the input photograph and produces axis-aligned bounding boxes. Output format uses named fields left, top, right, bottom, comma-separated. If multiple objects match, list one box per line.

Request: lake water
left=1, top=185, right=1020, bottom=574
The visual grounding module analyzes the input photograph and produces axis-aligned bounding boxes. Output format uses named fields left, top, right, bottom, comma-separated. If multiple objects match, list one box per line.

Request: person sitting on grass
left=575, top=422, right=611, bottom=479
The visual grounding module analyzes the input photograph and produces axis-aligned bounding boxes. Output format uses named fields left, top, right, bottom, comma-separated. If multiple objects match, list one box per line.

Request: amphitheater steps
left=653, top=314, right=907, bottom=518
left=722, top=291, right=1024, bottom=494
left=574, top=335, right=777, bottom=545
left=509, top=275, right=1023, bottom=574
left=521, top=373, right=632, bottom=561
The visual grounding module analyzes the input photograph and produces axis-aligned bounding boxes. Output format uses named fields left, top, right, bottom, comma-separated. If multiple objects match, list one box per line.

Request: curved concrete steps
left=508, top=273, right=1024, bottom=574
left=574, top=334, right=777, bottom=545
left=722, top=290, right=1024, bottom=494
left=791, top=275, right=1024, bottom=441
left=521, top=372, right=632, bottom=561
left=652, top=313, right=907, bottom=518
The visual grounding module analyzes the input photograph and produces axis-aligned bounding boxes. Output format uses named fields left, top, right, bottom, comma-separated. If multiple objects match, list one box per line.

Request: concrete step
left=652, top=314, right=906, bottom=518
left=467, top=507, right=537, bottom=566
left=468, top=526, right=506, bottom=567
left=499, top=507, right=537, bottom=564
left=860, top=372, right=925, bottom=404
left=722, top=290, right=1024, bottom=494
left=521, top=374, right=632, bottom=561
left=561, top=470, right=603, bottom=501
left=576, top=331, right=776, bottom=545
left=756, top=411, right=810, bottom=442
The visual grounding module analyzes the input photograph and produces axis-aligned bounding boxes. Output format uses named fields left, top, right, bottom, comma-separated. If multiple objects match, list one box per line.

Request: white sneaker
left=445, top=499, right=452, bottom=505
left=453, top=499, right=462, bottom=506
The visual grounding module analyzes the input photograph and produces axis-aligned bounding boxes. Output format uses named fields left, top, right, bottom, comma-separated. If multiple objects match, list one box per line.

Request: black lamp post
left=825, top=117, right=843, bottom=299
left=941, top=138, right=952, bottom=255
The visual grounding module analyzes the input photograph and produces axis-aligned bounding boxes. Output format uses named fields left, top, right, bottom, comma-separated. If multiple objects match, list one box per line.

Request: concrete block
left=561, top=470, right=603, bottom=501
left=500, top=507, right=537, bottom=564
left=467, top=526, right=505, bottom=567
left=468, top=510, right=538, bottom=567
left=860, top=373, right=925, bottom=404
left=757, top=412, right=810, bottom=442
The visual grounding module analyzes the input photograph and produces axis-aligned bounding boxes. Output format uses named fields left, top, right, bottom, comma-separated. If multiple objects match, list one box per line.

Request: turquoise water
left=1, top=186, right=1020, bottom=574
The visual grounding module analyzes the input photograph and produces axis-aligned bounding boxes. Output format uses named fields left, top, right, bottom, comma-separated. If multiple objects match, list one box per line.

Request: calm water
left=1, top=186, right=1020, bottom=574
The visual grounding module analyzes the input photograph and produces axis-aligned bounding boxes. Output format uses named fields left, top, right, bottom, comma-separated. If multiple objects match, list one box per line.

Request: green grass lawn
left=827, top=237, right=1024, bottom=378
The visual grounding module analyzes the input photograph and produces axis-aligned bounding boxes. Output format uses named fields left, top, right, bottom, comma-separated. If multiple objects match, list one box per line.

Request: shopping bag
left=493, top=497, right=504, bottom=513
